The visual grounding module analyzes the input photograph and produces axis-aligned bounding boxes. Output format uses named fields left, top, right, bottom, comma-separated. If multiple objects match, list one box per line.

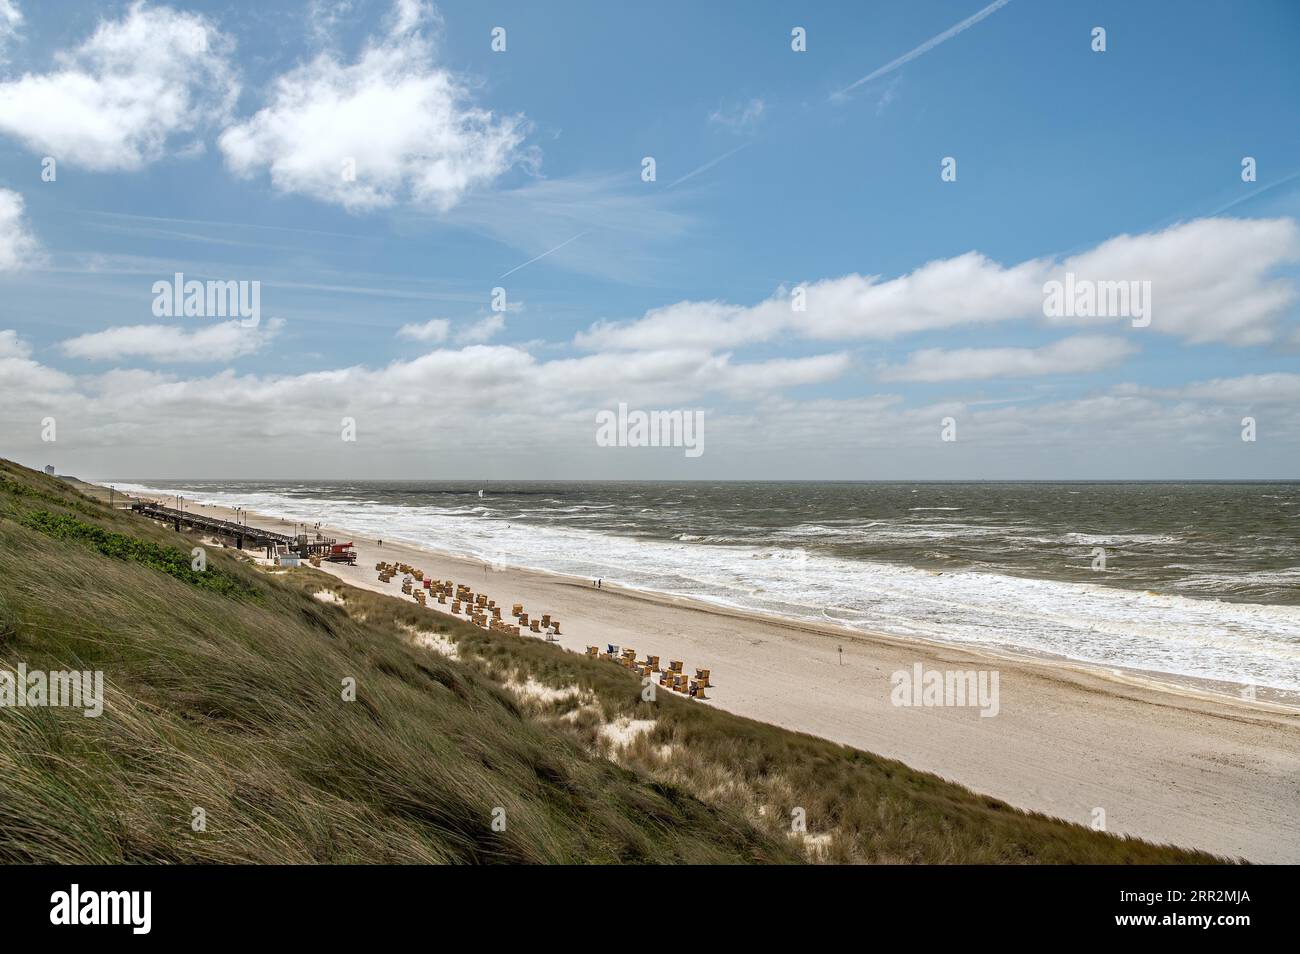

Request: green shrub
left=20, top=510, right=257, bottom=600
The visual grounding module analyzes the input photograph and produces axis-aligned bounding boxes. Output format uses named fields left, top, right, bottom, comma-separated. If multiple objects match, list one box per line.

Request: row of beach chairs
left=375, top=562, right=564, bottom=640
left=584, top=645, right=711, bottom=699
left=371, top=564, right=711, bottom=700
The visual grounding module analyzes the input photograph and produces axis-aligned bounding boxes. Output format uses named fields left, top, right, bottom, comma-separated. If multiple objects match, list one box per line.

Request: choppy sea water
left=110, top=480, right=1300, bottom=692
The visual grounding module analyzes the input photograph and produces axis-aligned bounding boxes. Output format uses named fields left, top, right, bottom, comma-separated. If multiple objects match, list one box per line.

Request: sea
left=108, top=480, right=1300, bottom=693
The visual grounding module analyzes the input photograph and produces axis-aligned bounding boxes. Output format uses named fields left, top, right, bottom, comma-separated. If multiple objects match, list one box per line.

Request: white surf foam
left=111, top=482, right=1300, bottom=692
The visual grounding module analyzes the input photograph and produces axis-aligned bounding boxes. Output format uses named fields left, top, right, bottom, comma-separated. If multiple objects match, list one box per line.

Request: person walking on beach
left=378, top=539, right=383, bottom=548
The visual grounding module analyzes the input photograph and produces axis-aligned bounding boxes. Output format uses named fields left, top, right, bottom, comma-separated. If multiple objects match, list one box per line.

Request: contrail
left=666, top=143, right=750, bottom=189
left=1101, top=167, right=1300, bottom=255
left=1043, top=168, right=1300, bottom=260
left=1204, top=167, right=1300, bottom=217
left=498, top=230, right=592, bottom=278
left=834, top=0, right=1014, bottom=99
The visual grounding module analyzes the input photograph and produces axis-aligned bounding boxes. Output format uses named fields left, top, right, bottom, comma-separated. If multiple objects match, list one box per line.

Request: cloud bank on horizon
left=0, top=0, right=1297, bottom=479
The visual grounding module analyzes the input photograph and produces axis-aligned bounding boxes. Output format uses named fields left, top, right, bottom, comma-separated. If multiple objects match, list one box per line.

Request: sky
left=0, top=0, right=1298, bottom=480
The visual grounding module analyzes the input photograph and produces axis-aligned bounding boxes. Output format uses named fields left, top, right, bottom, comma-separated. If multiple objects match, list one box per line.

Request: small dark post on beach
left=838, top=645, right=843, bottom=666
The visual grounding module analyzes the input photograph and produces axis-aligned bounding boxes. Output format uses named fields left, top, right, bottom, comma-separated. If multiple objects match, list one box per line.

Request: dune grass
left=318, top=574, right=1229, bottom=864
left=0, top=460, right=795, bottom=863
left=0, top=458, right=1227, bottom=864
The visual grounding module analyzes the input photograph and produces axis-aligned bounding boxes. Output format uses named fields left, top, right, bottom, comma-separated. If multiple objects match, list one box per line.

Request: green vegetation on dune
left=0, top=459, right=1227, bottom=864
left=22, top=509, right=256, bottom=599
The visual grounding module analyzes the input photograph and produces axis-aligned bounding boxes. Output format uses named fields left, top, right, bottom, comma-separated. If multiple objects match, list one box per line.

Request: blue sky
left=0, top=0, right=1298, bottom=479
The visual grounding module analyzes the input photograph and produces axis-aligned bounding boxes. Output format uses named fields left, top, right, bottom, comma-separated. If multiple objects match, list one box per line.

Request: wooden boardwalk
left=131, top=502, right=337, bottom=555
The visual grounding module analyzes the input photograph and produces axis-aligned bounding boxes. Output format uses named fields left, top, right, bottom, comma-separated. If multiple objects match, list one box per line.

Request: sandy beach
left=154, top=493, right=1300, bottom=863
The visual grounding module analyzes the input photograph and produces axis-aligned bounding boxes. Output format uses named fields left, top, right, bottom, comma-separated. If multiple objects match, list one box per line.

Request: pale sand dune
left=171, top=496, right=1300, bottom=863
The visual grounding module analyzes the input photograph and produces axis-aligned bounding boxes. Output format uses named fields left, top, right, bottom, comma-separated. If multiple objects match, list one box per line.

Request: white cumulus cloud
left=578, top=218, right=1300, bottom=351
left=219, top=0, right=528, bottom=212
left=1051, top=218, right=1300, bottom=345
left=396, top=318, right=450, bottom=342
left=60, top=319, right=282, bottom=363
left=1176, top=373, right=1300, bottom=405
left=0, top=329, right=74, bottom=394
left=457, top=313, right=505, bottom=344
left=0, top=2, right=239, bottom=171
left=0, top=327, right=27, bottom=358
left=0, top=187, right=39, bottom=269
left=0, top=0, right=23, bottom=63
left=879, top=336, right=1137, bottom=382
left=4, top=333, right=1296, bottom=479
